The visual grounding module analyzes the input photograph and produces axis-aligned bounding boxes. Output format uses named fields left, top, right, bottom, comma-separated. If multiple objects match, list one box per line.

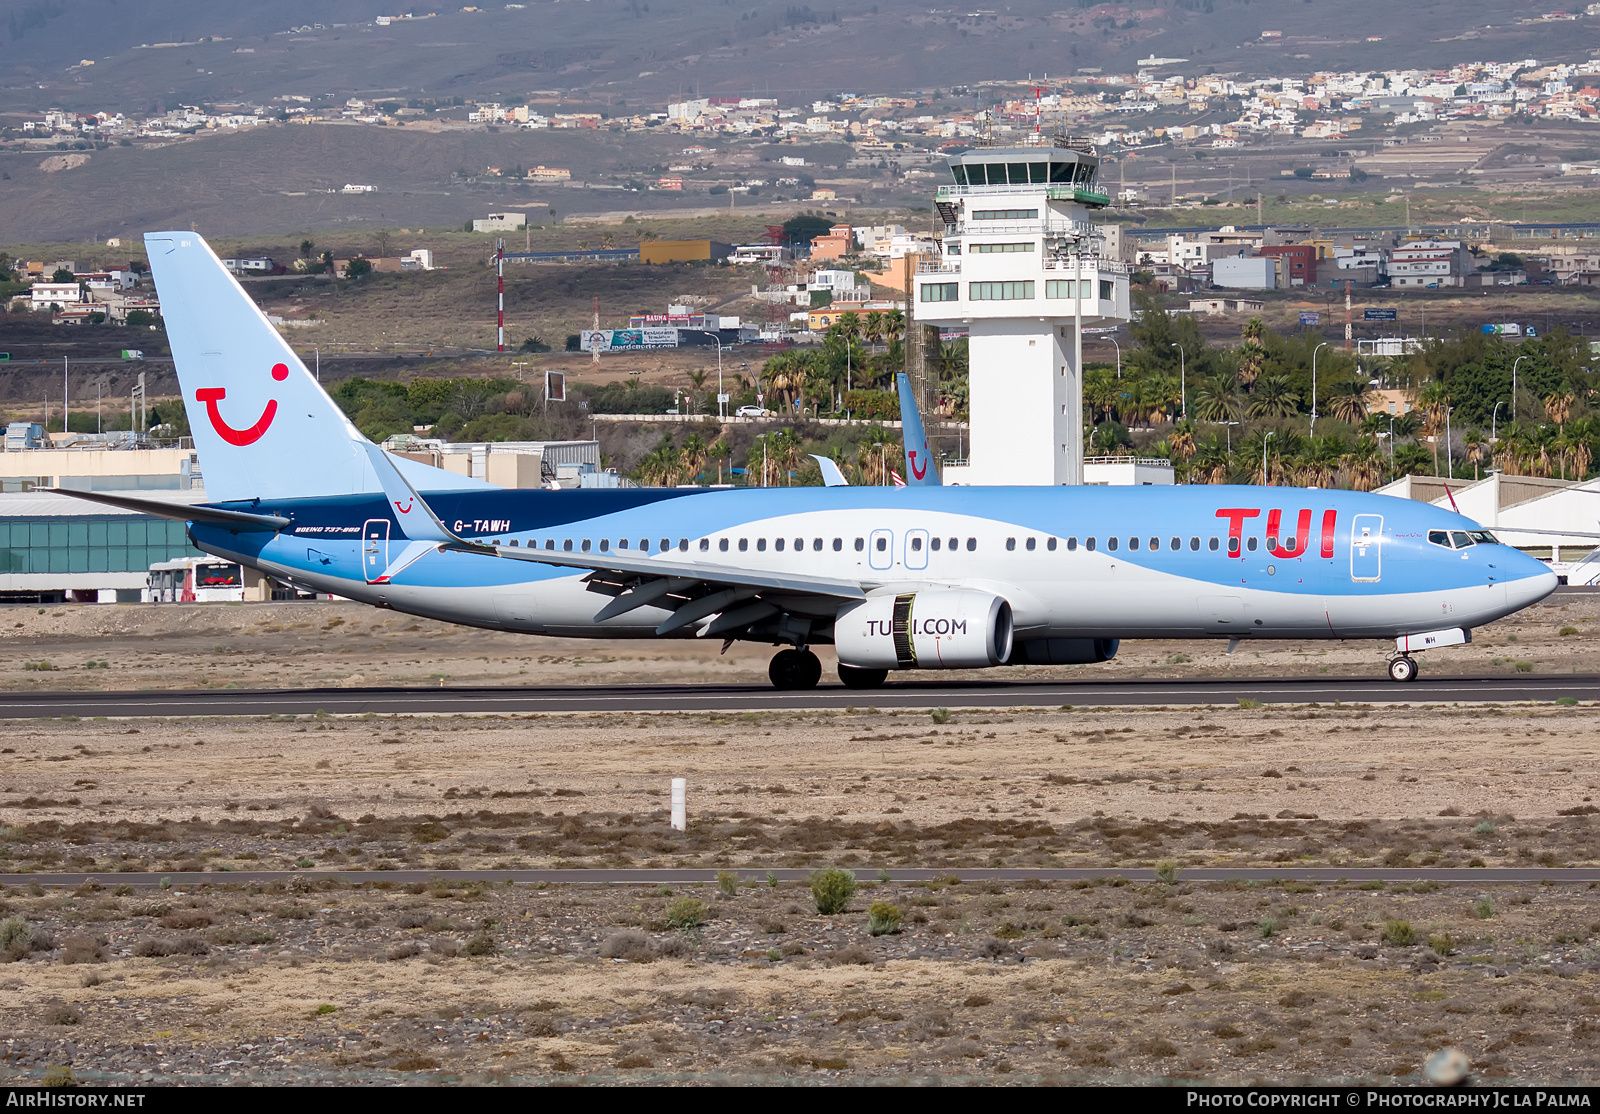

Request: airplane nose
left=1505, top=560, right=1559, bottom=612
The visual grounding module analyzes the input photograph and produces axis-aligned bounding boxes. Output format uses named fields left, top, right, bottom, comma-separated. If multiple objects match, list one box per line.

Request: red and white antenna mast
left=1344, top=279, right=1352, bottom=351
left=1030, top=84, right=1047, bottom=136
left=592, top=295, right=601, bottom=366
left=496, top=238, right=505, bottom=353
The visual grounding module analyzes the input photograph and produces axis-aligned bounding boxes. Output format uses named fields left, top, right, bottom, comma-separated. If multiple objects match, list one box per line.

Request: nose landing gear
left=1387, top=655, right=1419, bottom=683
left=768, top=647, right=823, bottom=690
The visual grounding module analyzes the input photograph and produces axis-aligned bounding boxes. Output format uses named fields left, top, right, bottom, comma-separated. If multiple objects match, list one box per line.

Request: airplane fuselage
left=193, top=483, right=1556, bottom=648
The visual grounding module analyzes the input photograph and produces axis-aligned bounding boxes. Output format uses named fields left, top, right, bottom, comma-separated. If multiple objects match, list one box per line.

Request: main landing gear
left=769, top=647, right=823, bottom=690
left=1387, top=655, right=1420, bottom=683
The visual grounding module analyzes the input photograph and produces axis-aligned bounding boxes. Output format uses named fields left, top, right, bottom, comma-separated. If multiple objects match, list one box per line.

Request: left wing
left=369, top=444, right=865, bottom=639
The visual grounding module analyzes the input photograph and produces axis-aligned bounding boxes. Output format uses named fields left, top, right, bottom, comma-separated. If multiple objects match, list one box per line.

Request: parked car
left=735, top=405, right=769, bottom=418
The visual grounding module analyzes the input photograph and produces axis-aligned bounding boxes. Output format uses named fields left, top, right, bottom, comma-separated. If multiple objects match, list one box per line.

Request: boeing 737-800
left=58, top=232, right=1559, bottom=690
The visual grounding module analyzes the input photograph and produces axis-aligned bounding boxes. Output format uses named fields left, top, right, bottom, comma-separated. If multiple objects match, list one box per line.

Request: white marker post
left=670, top=778, right=687, bottom=832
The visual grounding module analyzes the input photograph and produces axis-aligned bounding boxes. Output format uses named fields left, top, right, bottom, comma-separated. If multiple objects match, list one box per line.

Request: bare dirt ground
left=0, top=591, right=1594, bottom=693
left=0, top=597, right=1598, bottom=1084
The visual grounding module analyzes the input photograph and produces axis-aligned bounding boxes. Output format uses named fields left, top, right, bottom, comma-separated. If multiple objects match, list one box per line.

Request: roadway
left=0, top=674, right=1595, bottom=718
left=3, top=867, right=1595, bottom=888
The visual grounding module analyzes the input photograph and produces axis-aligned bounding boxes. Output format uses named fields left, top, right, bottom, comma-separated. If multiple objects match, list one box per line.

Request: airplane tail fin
left=144, top=231, right=489, bottom=504
left=895, top=372, right=940, bottom=487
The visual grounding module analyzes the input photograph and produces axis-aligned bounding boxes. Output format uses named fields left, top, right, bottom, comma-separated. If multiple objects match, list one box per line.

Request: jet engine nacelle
left=835, top=590, right=1013, bottom=671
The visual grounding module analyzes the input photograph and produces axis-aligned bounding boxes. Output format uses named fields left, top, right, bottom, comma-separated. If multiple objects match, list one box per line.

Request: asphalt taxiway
left=0, top=674, right=1594, bottom=718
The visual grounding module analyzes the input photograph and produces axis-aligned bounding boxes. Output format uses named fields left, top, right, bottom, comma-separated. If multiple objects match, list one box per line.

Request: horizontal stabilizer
left=46, top=489, right=290, bottom=531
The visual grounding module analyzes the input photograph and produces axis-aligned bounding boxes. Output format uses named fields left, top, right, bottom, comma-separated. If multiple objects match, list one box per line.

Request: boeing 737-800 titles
left=58, top=232, right=1559, bottom=690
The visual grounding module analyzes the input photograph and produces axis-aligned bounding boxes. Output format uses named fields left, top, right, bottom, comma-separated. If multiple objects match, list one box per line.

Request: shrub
left=930, top=707, right=951, bottom=725
left=387, top=941, right=424, bottom=961
left=132, top=934, right=209, bottom=957
left=1238, top=698, right=1262, bottom=710
left=1559, top=626, right=1578, bottom=636
left=42, top=1002, right=80, bottom=1026
left=1428, top=933, right=1456, bottom=957
left=58, top=935, right=105, bottom=965
left=315, top=1003, right=338, bottom=1016
left=1473, top=820, right=1497, bottom=836
left=1473, top=899, right=1494, bottom=920
left=1257, top=916, right=1278, bottom=938
left=662, top=896, right=706, bottom=929
left=1381, top=919, right=1416, bottom=946
left=464, top=931, right=496, bottom=956
left=1154, top=859, right=1181, bottom=885
left=654, top=934, right=693, bottom=959
left=1514, top=662, right=1533, bottom=673
left=717, top=870, right=738, bottom=897
left=599, top=930, right=650, bottom=960
left=40, top=1066, right=73, bottom=1087
left=811, top=867, right=858, bottom=915
left=867, top=901, right=902, bottom=936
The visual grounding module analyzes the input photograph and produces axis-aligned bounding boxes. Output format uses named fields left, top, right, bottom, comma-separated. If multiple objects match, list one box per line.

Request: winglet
left=895, top=372, right=940, bottom=486
left=359, top=443, right=459, bottom=545
left=810, top=454, right=849, bottom=487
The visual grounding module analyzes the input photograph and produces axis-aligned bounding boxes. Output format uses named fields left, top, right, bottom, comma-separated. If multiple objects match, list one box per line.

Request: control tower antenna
left=496, top=239, right=505, bottom=353
left=592, top=296, right=601, bottom=366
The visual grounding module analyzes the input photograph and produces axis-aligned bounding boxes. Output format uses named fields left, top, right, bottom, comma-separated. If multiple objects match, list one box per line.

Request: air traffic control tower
left=913, top=138, right=1130, bottom=485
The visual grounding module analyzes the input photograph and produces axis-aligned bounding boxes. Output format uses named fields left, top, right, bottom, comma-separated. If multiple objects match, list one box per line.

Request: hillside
left=2, top=0, right=1593, bottom=115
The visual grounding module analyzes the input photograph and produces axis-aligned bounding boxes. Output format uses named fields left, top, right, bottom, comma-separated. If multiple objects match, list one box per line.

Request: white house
left=29, top=283, right=80, bottom=311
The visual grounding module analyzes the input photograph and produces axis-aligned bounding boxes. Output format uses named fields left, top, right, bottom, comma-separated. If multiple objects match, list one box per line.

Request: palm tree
left=1566, top=417, right=1597, bottom=480
left=1235, top=338, right=1267, bottom=388
left=1166, top=421, right=1196, bottom=465
left=863, top=310, right=886, bottom=349
left=1418, top=381, right=1450, bottom=477
left=679, top=433, right=709, bottom=484
left=1343, top=435, right=1386, bottom=491
left=685, top=369, right=707, bottom=414
left=1464, top=429, right=1488, bottom=481
left=1393, top=441, right=1433, bottom=478
left=1327, top=377, right=1374, bottom=424
left=1189, top=432, right=1231, bottom=485
left=1247, top=374, right=1300, bottom=420
left=1192, top=373, right=1242, bottom=425
left=1241, top=316, right=1267, bottom=345
left=1298, top=434, right=1345, bottom=489
left=1546, top=391, right=1575, bottom=433
left=855, top=426, right=896, bottom=485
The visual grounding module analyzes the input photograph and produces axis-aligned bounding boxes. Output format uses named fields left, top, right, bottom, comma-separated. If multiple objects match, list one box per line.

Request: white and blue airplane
left=59, top=232, right=1558, bottom=690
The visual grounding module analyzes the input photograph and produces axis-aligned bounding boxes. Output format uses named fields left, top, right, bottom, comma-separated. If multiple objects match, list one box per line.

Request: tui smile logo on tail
left=195, top=362, right=289, bottom=446
left=908, top=451, right=928, bottom=481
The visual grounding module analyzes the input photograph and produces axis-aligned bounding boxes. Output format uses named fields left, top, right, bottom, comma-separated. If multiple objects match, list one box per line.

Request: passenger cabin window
left=1149, top=537, right=1159, bottom=551
left=563, top=539, right=573, bottom=552
left=833, top=538, right=844, bottom=551
left=756, top=539, right=766, bottom=552
left=1107, top=537, right=1118, bottom=552
left=719, top=538, right=729, bottom=552
left=581, top=540, right=591, bottom=552
left=855, top=538, right=865, bottom=551
left=794, top=538, right=803, bottom=551
left=738, top=539, right=748, bottom=552
left=1047, top=537, right=1057, bottom=552
left=931, top=537, right=942, bottom=551
left=1228, top=537, right=1240, bottom=554
left=1170, top=537, right=1180, bottom=551
left=700, top=539, right=710, bottom=551
left=1209, top=537, right=1219, bottom=551
left=679, top=539, right=688, bottom=551
left=1006, top=538, right=1016, bottom=551
left=599, top=539, right=609, bottom=552
left=949, top=537, right=959, bottom=550
left=875, top=537, right=887, bottom=552
left=1066, top=537, right=1077, bottom=551
left=1086, top=537, right=1096, bottom=551
left=813, top=538, right=823, bottom=551
left=911, top=536, right=923, bottom=552
left=1247, top=537, right=1258, bottom=552
left=774, top=538, right=784, bottom=551
left=1129, top=537, right=1139, bottom=551
left=967, top=538, right=977, bottom=551
left=1190, top=537, right=1200, bottom=551
left=1025, top=537, right=1036, bottom=551
left=617, top=539, right=628, bottom=550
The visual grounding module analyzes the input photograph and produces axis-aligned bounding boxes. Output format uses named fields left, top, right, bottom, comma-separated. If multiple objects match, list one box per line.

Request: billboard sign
left=1299, top=311, right=1321, bottom=326
left=545, top=370, right=566, bottom=403
left=1364, top=308, right=1398, bottom=322
left=581, top=328, right=680, bottom=352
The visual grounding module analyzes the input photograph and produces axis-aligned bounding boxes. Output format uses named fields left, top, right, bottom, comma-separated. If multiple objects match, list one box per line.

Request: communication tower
left=911, top=136, right=1131, bottom=485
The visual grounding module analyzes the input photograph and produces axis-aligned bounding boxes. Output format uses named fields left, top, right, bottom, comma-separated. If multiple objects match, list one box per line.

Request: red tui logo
left=196, top=362, right=289, bottom=447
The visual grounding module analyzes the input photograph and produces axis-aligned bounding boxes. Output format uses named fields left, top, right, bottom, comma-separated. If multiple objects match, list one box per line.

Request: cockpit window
left=1468, top=530, right=1497, bottom=545
left=1450, top=531, right=1474, bottom=549
left=1427, top=530, right=1451, bottom=548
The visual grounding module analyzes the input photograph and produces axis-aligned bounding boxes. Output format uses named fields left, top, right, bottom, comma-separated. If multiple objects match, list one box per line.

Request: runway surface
left=0, top=673, right=1595, bottom=717
left=4, top=867, right=1596, bottom=887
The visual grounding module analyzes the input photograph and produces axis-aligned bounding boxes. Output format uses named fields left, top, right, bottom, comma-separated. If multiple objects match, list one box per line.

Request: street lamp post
left=1263, top=430, right=1275, bottom=486
left=690, top=330, right=727, bottom=419
left=1311, top=341, right=1329, bottom=437
left=1171, top=342, right=1186, bottom=420
left=1107, top=334, right=1122, bottom=380
left=1491, top=401, right=1502, bottom=443
left=1511, top=355, right=1527, bottom=425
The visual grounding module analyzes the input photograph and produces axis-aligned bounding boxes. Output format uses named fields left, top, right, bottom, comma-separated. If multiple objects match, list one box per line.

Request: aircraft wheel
left=838, top=663, right=888, bottom=690
left=1388, top=655, right=1419, bottom=683
left=769, top=648, right=821, bottom=690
